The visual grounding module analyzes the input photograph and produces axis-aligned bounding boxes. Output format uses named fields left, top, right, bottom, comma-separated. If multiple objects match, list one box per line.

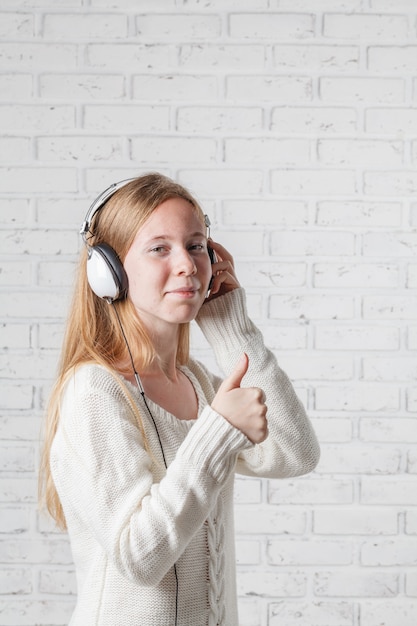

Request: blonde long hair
left=39, top=172, right=206, bottom=529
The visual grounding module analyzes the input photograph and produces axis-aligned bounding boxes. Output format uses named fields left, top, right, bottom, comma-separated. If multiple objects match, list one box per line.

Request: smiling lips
left=167, top=285, right=200, bottom=297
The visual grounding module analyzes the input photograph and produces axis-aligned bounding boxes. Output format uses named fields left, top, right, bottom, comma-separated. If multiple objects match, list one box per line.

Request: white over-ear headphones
left=80, top=179, right=135, bottom=302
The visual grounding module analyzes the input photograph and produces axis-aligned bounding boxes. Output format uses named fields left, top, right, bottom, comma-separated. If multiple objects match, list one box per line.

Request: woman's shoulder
left=62, top=362, right=129, bottom=403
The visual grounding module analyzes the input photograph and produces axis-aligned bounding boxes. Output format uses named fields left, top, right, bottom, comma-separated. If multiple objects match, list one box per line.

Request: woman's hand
left=211, top=354, right=268, bottom=444
left=206, top=239, right=240, bottom=301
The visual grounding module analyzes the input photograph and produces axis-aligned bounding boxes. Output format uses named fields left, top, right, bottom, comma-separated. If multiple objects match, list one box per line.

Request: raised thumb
left=222, top=353, right=249, bottom=391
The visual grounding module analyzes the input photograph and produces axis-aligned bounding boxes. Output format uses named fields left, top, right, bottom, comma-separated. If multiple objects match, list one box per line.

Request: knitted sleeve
left=196, top=288, right=320, bottom=478
left=50, top=365, right=251, bottom=586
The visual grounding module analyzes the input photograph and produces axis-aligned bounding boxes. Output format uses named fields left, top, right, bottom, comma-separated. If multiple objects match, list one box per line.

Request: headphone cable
left=111, top=302, right=179, bottom=626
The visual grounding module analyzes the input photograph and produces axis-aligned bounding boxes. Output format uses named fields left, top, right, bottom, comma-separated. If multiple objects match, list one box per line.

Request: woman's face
left=123, top=197, right=212, bottom=334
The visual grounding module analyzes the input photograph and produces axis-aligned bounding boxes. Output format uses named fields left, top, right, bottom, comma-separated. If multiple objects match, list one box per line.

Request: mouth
left=167, top=286, right=200, bottom=298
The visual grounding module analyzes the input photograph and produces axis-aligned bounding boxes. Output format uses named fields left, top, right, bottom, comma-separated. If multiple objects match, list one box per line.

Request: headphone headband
left=80, top=178, right=136, bottom=243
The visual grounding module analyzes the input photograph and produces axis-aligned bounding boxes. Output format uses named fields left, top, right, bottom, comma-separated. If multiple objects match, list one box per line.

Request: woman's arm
left=196, top=287, right=320, bottom=479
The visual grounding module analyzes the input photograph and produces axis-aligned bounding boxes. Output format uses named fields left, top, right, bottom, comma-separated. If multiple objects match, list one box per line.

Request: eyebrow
left=145, top=231, right=206, bottom=243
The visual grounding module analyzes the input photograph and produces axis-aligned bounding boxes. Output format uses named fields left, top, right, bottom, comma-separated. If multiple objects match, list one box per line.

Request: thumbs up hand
left=211, top=354, right=268, bottom=444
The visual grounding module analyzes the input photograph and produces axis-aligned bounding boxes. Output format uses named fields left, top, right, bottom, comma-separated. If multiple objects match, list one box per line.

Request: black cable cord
left=112, top=302, right=179, bottom=626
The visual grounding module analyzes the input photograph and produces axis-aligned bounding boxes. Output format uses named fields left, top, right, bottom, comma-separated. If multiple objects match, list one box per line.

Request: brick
left=360, top=601, right=417, bottom=626
left=39, top=569, right=77, bottom=595
left=271, top=106, right=357, bottom=134
left=0, top=479, right=36, bottom=504
left=0, top=538, right=73, bottom=564
left=311, top=418, right=352, bottom=443
left=269, top=478, right=354, bottom=505
left=0, top=324, right=31, bottom=349
left=0, top=137, right=31, bottom=163
left=229, top=13, right=315, bottom=39
left=235, top=540, right=261, bottom=565
left=271, top=230, right=354, bottom=256
left=315, top=325, right=399, bottom=350
left=366, top=107, right=417, bottom=134
left=318, top=138, right=403, bottom=166
left=132, top=74, right=218, bottom=101
left=314, top=263, right=399, bottom=288
left=269, top=601, right=353, bottom=626
left=0, top=43, right=77, bottom=70
left=0, top=599, right=74, bottom=625
left=234, top=477, right=262, bottom=504
left=365, top=171, right=417, bottom=196
left=262, top=325, right=307, bottom=350
left=0, top=199, right=31, bottom=225
left=360, top=418, right=417, bottom=442
left=315, top=384, right=399, bottom=412
left=136, top=13, right=221, bottom=39
left=0, top=168, right=77, bottom=193
left=273, top=44, right=359, bottom=72
left=268, top=539, right=353, bottom=565
left=324, top=14, right=408, bottom=40
left=38, top=261, right=77, bottom=287
left=269, top=294, right=354, bottom=320
left=237, top=261, right=306, bottom=288
left=271, top=169, right=356, bottom=195
left=177, top=106, right=263, bottom=133
left=37, top=136, right=124, bottom=162
left=281, top=354, right=353, bottom=381
left=180, top=44, right=265, bottom=70
left=363, top=356, right=417, bottom=381
left=223, top=200, right=307, bottom=226
left=316, top=445, right=401, bottom=475
left=361, top=478, right=417, bottom=505
left=235, top=507, right=306, bottom=535
left=0, top=229, right=77, bottom=255
left=0, top=446, right=34, bottom=472
left=320, top=77, right=404, bottom=103
left=0, top=74, right=32, bottom=100
left=237, top=570, right=306, bottom=597
left=87, top=43, right=176, bottom=69
left=131, top=136, right=217, bottom=163
left=361, top=539, right=417, bottom=566
left=225, top=138, right=311, bottom=165
left=0, top=568, right=32, bottom=594
left=0, top=12, right=33, bottom=38
left=407, top=388, right=417, bottom=412
left=40, top=74, right=125, bottom=100
left=0, top=261, right=31, bottom=286
left=0, top=507, right=30, bottom=533
left=316, top=201, right=402, bottom=227
left=0, top=104, right=75, bottom=131
left=178, top=169, right=263, bottom=196
left=226, top=75, right=312, bottom=102
left=369, top=46, right=417, bottom=73
left=0, top=383, right=33, bottom=410
left=314, top=509, right=398, bottom=535
left=0, top=417, right=40, bottom=441
left=363, top=296, right=417, bottom=320
left=315, top=571, right=398, bottom=597
left=363, top=232, right=417, bottom=257
left=0, top=292, right=69, bottom=319
left=83, top=105, right=170, bottom=132
left=36, top=197, right=87, bottom=226
left=43, top=13, right=127, bottom=39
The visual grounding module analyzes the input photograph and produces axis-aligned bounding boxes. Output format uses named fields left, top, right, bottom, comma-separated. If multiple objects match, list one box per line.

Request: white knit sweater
left=50, top=288, right=319, bottom=626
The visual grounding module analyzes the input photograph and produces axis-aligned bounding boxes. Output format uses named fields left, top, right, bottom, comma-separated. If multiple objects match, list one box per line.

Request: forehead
left=138, top=197, right=205, bottom=238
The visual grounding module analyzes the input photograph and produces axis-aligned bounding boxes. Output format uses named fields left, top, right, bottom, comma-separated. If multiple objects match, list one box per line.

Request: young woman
left=39, top=172, right=320, bottom=626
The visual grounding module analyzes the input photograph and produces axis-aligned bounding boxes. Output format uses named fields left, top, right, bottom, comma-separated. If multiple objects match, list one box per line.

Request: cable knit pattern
left=50, top=288, right=319, bottom=626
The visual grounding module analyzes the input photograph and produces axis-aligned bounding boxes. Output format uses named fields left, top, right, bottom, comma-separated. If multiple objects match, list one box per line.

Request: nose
left=175, top=248, right=197, bottom=276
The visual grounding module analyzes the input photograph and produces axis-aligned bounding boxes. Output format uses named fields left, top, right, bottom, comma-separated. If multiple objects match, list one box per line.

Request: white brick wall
left=0, top=1, right=416, bottom=624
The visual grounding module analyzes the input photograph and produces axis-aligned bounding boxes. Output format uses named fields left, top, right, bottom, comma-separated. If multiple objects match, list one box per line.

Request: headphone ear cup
left=86, top=243, right=128, bottom=302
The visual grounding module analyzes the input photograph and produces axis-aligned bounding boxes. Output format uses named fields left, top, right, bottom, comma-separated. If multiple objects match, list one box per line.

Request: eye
left=150, top=245, right=168, bottom=254
left=188, top=243, right=205, bottom=252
